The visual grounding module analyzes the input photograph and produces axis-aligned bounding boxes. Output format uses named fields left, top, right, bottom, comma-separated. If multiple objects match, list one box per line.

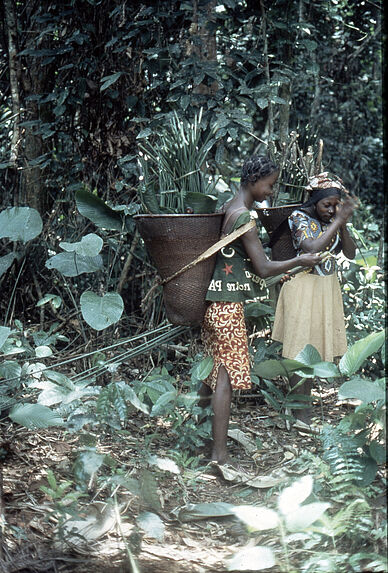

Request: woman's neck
left=236, top=186, right=253, bottom=210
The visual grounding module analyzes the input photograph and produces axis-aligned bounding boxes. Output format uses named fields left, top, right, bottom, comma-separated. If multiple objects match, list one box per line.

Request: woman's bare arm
left=241, top=228, right=322, bottom=278
left=301, top=196, right=357, bottom=256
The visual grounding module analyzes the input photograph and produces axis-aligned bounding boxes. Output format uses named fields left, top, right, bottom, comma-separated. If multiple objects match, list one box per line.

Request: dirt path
left=0, top=384, right=370, bottom=572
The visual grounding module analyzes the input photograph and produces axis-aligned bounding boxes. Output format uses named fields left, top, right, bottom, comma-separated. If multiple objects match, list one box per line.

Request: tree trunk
left=3, top=0, right=21, bottom=206
left=188, top=0, right=219, bottom=97
left=18, top=2, right=54, bottom=215
left=260, top=0, right=275, bottom=156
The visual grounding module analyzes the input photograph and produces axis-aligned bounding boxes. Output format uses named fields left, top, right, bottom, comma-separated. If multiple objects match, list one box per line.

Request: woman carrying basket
left=272, top=172, right=357, bottom=427
left=199, top=155, right=322, bottom=466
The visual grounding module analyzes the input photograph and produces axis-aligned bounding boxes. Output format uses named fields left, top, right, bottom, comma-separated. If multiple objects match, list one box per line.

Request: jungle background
left=0, top=1, right=386, bottom=572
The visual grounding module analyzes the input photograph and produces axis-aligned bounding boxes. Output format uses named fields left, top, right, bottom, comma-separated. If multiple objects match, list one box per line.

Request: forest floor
left=0, top=370, right=385, bottom=573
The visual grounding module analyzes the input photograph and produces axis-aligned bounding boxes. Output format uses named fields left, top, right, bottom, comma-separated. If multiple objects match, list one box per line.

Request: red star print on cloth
left=223, top=263, right=233, bottom=275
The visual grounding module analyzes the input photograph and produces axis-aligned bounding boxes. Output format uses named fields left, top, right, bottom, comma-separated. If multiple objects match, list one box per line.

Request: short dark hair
left=241, top=155, right=279, bottom=185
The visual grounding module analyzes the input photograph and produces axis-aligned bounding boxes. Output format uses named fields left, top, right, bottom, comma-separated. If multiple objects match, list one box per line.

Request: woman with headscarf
left=272, top=172, right=358, bottom=427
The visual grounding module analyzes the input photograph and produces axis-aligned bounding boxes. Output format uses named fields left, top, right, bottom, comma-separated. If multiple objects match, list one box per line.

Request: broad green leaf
left=60, top=233, right=103, bottom=257
left=226, top=546, right=276, bottom=571
left=37, top=381, right=69, bottom=406
left=285, top=502, right=330, bottom=532
left=0, top=253, right=18, bottom=277
left=184, top=192, right=217, bottom=214
left=357, top=457, right=378, bottom=487
left=136, top=511, right=165, bottom=541
left=338, top=378, right=385, bottom=404
left=310, top=361, right=340, bottom=379
left=369, top=441, right=386, bottom=464
left=150, top=390, right=176, bottom=416
left=80, top=291, right=124, bottom=330
left=339, top=330, right=385, bottom=376
left=192, top=356, right=214, bottom=381
left=108, top=475, right=141, bottom=496
left=138, top=187, right=161, bottom=213
left=0, top=360, right=21, bottom=381
left=295, top=344, right=322, bottom=365
left=123, top=385, right=150, bottom=414
left=45, top=252, right=103, bottom=276
left=9, top=403, right=64, bottom=428
left=232, top=505, right=279, bottom=531
left=278, top=475, right=313, bottom=515
left=0, top=395, right=16, bottom=413
left=35, top=345, right=53, bottom=358
left=0, top=326, right=11, bottom=351
left=0, top=207, right=43, bottom=242
left=173, top=502, right=235, bottom=522
left=253, top=359, right=312, bottom=379
left=75, top=189, right=124, bottom=230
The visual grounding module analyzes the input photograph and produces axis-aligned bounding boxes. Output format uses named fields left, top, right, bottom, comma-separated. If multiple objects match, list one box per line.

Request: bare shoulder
left=222, top=205, right=250, bottom=234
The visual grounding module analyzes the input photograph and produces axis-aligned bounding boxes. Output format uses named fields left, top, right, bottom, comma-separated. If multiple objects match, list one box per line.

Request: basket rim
left=255, top=203, right=302, bottom=212
left=134, top=212, right=224, bottom=219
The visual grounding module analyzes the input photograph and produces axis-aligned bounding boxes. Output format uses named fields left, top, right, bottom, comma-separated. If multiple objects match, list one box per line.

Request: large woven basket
left=256, top=204, right=301, bottom=261
left=134, top=213, right=224, bottom=326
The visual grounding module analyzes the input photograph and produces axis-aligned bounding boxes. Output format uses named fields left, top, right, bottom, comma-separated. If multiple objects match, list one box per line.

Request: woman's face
left=250, top=170, right=279, bottom=203
left=315, top=196, right=340, bottom=223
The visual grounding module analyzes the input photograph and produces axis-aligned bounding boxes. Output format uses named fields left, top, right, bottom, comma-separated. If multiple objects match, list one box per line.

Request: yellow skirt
left=272, top=273, right=347, bottom=362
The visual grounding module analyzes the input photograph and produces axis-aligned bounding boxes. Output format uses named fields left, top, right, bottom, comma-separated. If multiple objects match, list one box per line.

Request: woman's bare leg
left=289, top=374, right=312, bottom=424
left=198, top=381, right=212, bottom=409
left=211, top=365, right=232, bottom=464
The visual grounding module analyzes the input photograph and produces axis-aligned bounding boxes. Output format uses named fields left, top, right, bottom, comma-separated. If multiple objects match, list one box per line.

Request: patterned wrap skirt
left=201, top=301, right=251, bottom=391
left=272, top=272, right=347, bottom=362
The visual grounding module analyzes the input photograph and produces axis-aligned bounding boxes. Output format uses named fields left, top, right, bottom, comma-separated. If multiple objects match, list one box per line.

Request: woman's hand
left=336, top=195, right=358, bottom=224
left=298, top=252, right=323, bottom=267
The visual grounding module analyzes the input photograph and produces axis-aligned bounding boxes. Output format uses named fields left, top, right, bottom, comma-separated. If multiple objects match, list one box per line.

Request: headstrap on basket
left=161, top=218, right=256, bottom=285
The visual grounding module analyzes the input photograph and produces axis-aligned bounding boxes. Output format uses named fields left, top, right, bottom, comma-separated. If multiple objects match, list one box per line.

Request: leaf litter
left=0, top=381, right=376, bottom=572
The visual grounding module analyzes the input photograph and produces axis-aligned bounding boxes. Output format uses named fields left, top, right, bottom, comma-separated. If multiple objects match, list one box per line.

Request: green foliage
left=80, top=291, right=124, bottom=331
left=137, top=110, right=219, bottom=213
left=75, top=189, right=126, bottom=231
left=45, top=252, right=104, bottom=277
left=9, top=403, right=64, bottom=429
left=0, top=207, right=43, bottom=243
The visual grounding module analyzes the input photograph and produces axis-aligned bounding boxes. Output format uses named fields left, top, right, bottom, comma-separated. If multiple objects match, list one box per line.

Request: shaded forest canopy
left=0, top=0, right=384, bottom=327
left=0, top=0, right=384, bottom=214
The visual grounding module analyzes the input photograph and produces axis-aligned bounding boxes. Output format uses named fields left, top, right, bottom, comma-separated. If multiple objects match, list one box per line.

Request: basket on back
left=256, top=204, right=301, bottom=261
left=134, top=213, right=224, bottom=326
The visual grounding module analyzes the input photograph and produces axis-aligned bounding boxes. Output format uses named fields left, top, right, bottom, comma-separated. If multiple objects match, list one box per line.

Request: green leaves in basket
left=138, top=185, right=162, bottom=214
left=184, top=192, right=217, bottom=214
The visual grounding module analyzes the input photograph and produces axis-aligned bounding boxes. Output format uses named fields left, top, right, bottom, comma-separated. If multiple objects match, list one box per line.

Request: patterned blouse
left=289, top=209, right=341, bottom=276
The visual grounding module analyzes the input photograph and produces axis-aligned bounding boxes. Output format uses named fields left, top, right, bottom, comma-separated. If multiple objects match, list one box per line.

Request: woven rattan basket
left=256, top=204, right=302, bottom=261
left=134, top=213, right=224, bottom=326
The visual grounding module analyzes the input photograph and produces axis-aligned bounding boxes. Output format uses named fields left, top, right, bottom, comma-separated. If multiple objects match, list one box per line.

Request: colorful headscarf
left=303, top=172, right=348, bottom=206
